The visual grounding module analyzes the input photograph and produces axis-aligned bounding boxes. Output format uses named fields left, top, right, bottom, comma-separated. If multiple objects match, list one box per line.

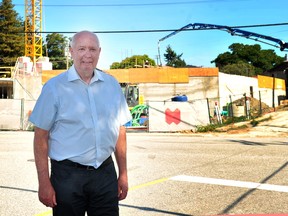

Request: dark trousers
left=50, top=159, right=119, bottom=216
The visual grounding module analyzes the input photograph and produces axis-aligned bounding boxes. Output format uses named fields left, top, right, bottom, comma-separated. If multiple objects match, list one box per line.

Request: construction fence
left=1, top=87, right=283, bottom=132
left=0, top=99, right=35, bottom=130
left=129, top=86, right=286, bottom=132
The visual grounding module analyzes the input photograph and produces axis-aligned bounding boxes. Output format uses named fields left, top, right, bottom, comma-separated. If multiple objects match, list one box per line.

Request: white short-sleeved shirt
left=29, top=65, right=132, bottom=168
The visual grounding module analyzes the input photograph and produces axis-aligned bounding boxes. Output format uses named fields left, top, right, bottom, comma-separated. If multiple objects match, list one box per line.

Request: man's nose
left=84, top=50, right=92, bottom=57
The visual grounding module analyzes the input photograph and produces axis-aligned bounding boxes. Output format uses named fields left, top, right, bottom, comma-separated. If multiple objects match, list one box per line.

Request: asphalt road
left=0, top=131, right=287, bottom=216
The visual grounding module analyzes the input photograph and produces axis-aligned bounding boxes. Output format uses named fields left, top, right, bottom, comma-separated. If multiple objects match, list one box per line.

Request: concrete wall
left=13, top=75, right=42, bottom=100
left=1, top=68, right=286, bottom=131
left=148, top=100, right=210, bottom=132
left=218, top=73, right=258, bottom=108
left=218, top=72, right=286, bottom=109
left=0, top=99, right=35, bottom=130
left=138, top=76, right=219, bottom=103
left=13, top=56, right=51, bottom=100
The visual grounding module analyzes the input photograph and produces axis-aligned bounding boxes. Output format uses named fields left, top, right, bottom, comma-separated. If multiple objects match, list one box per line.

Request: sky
left=11, top=0, right=288, bottom=70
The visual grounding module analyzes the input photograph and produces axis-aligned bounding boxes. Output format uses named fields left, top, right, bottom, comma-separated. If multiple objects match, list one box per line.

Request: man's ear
left=69, top=47, right=73, bottom=59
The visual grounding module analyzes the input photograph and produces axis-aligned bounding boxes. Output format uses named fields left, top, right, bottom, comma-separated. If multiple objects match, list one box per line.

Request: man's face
left=70, top=33, right=101, bottom=74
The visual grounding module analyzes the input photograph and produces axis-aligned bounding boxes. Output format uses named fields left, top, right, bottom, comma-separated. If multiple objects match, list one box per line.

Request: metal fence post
left=259, top=91, right=262, bottom=115
left=206, top=98, right=211, bottom=124
left=243, top=93, right=247, bottom=118
left=20, top=98, right=24, bottom=130
left=229, top=95, right=234, bottom=122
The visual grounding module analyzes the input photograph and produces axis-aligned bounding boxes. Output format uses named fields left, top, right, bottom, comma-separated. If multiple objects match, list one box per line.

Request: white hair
left=70, top=31, right=100, bottom=48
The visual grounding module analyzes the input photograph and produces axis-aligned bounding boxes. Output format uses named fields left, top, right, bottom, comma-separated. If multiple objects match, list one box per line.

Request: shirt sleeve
left=29, top=82, right=58, bottom=131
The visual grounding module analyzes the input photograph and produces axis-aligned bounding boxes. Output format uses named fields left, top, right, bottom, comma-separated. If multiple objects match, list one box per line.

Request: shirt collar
left=67, top=65, right=105, bottom=83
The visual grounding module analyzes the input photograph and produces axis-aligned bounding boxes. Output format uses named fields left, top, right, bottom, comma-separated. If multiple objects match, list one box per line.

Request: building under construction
left=0, top=0, right=52, bottom=100
left=0, top=1, right=287, bottom=131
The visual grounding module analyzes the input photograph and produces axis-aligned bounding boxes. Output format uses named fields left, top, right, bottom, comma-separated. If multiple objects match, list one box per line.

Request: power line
left=9, top=22, right=288, bottom=34
left=232, top=23, right=288, bottom=29
left=13, top=0, right=234, bottom=7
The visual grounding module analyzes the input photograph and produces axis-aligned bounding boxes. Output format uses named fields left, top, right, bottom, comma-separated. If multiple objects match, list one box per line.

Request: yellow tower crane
left=24, top=0, right=42, bottom=64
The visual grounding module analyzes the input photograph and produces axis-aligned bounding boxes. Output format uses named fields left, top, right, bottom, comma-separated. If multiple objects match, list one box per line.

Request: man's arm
left=114, top=126, right=128, bottom=200
left=34, top=127, right=57, bottom=207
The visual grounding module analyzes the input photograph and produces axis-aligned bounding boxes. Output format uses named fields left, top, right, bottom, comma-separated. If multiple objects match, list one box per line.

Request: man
left=29, top=31, right=132, bottom=216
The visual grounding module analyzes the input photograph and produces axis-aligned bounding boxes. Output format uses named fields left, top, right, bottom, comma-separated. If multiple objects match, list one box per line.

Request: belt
left=51, top=156, right=113, bottom=171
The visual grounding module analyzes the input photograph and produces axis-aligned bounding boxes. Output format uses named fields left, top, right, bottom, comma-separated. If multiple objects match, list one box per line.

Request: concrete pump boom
left=157, top=23, right=288, bottom=66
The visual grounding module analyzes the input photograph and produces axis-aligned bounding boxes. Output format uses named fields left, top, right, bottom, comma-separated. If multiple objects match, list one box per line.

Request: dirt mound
left=232, top=97, right=272, bottom=117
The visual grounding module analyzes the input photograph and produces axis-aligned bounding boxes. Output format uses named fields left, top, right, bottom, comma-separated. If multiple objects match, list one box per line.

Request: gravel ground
left=210, top=110, right=288, bottom=137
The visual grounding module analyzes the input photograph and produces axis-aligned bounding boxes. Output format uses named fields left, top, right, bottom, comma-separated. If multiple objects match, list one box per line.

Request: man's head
left=70, top=31, right=101, bottom=75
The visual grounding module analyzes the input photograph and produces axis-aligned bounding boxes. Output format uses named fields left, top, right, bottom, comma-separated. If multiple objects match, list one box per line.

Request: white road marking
left=170, top=175, right=288, bottom=193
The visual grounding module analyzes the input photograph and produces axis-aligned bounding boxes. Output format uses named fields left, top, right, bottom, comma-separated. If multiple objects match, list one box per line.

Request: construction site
left=0, top=0, right=287, bottom=131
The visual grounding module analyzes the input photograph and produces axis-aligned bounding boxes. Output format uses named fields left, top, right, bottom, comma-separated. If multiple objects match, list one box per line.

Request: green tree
left=211, top=43, right=284, bottom=76
left=222, top=62, right=256, bottom=76
left=43, top=33, right=71, bottom=69
left=110, top=54, right=155, bottom=69
left=164, top=45, right=186, bottom=68
left=0, top=0, right=24, bottom=68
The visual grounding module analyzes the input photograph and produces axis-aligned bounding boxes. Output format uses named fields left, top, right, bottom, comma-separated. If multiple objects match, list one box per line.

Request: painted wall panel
left=148, top=101, right=209, bottom=132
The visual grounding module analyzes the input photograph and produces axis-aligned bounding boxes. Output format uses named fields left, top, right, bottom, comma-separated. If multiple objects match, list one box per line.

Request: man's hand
left=115, top=126, right=129, bottom=200
left=118, top=174, right=128, bottom=200
left=38, top=181, right=57, bottom=208
left=34, top=127, right=57, bottom=208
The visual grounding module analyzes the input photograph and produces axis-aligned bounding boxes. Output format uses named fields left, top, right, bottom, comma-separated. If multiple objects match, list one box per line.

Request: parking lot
left=0, top=131, right=287, bottom=216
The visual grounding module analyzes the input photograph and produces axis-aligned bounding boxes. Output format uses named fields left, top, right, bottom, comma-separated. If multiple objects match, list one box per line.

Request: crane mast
left=25, top=0, right=42, bottom=63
